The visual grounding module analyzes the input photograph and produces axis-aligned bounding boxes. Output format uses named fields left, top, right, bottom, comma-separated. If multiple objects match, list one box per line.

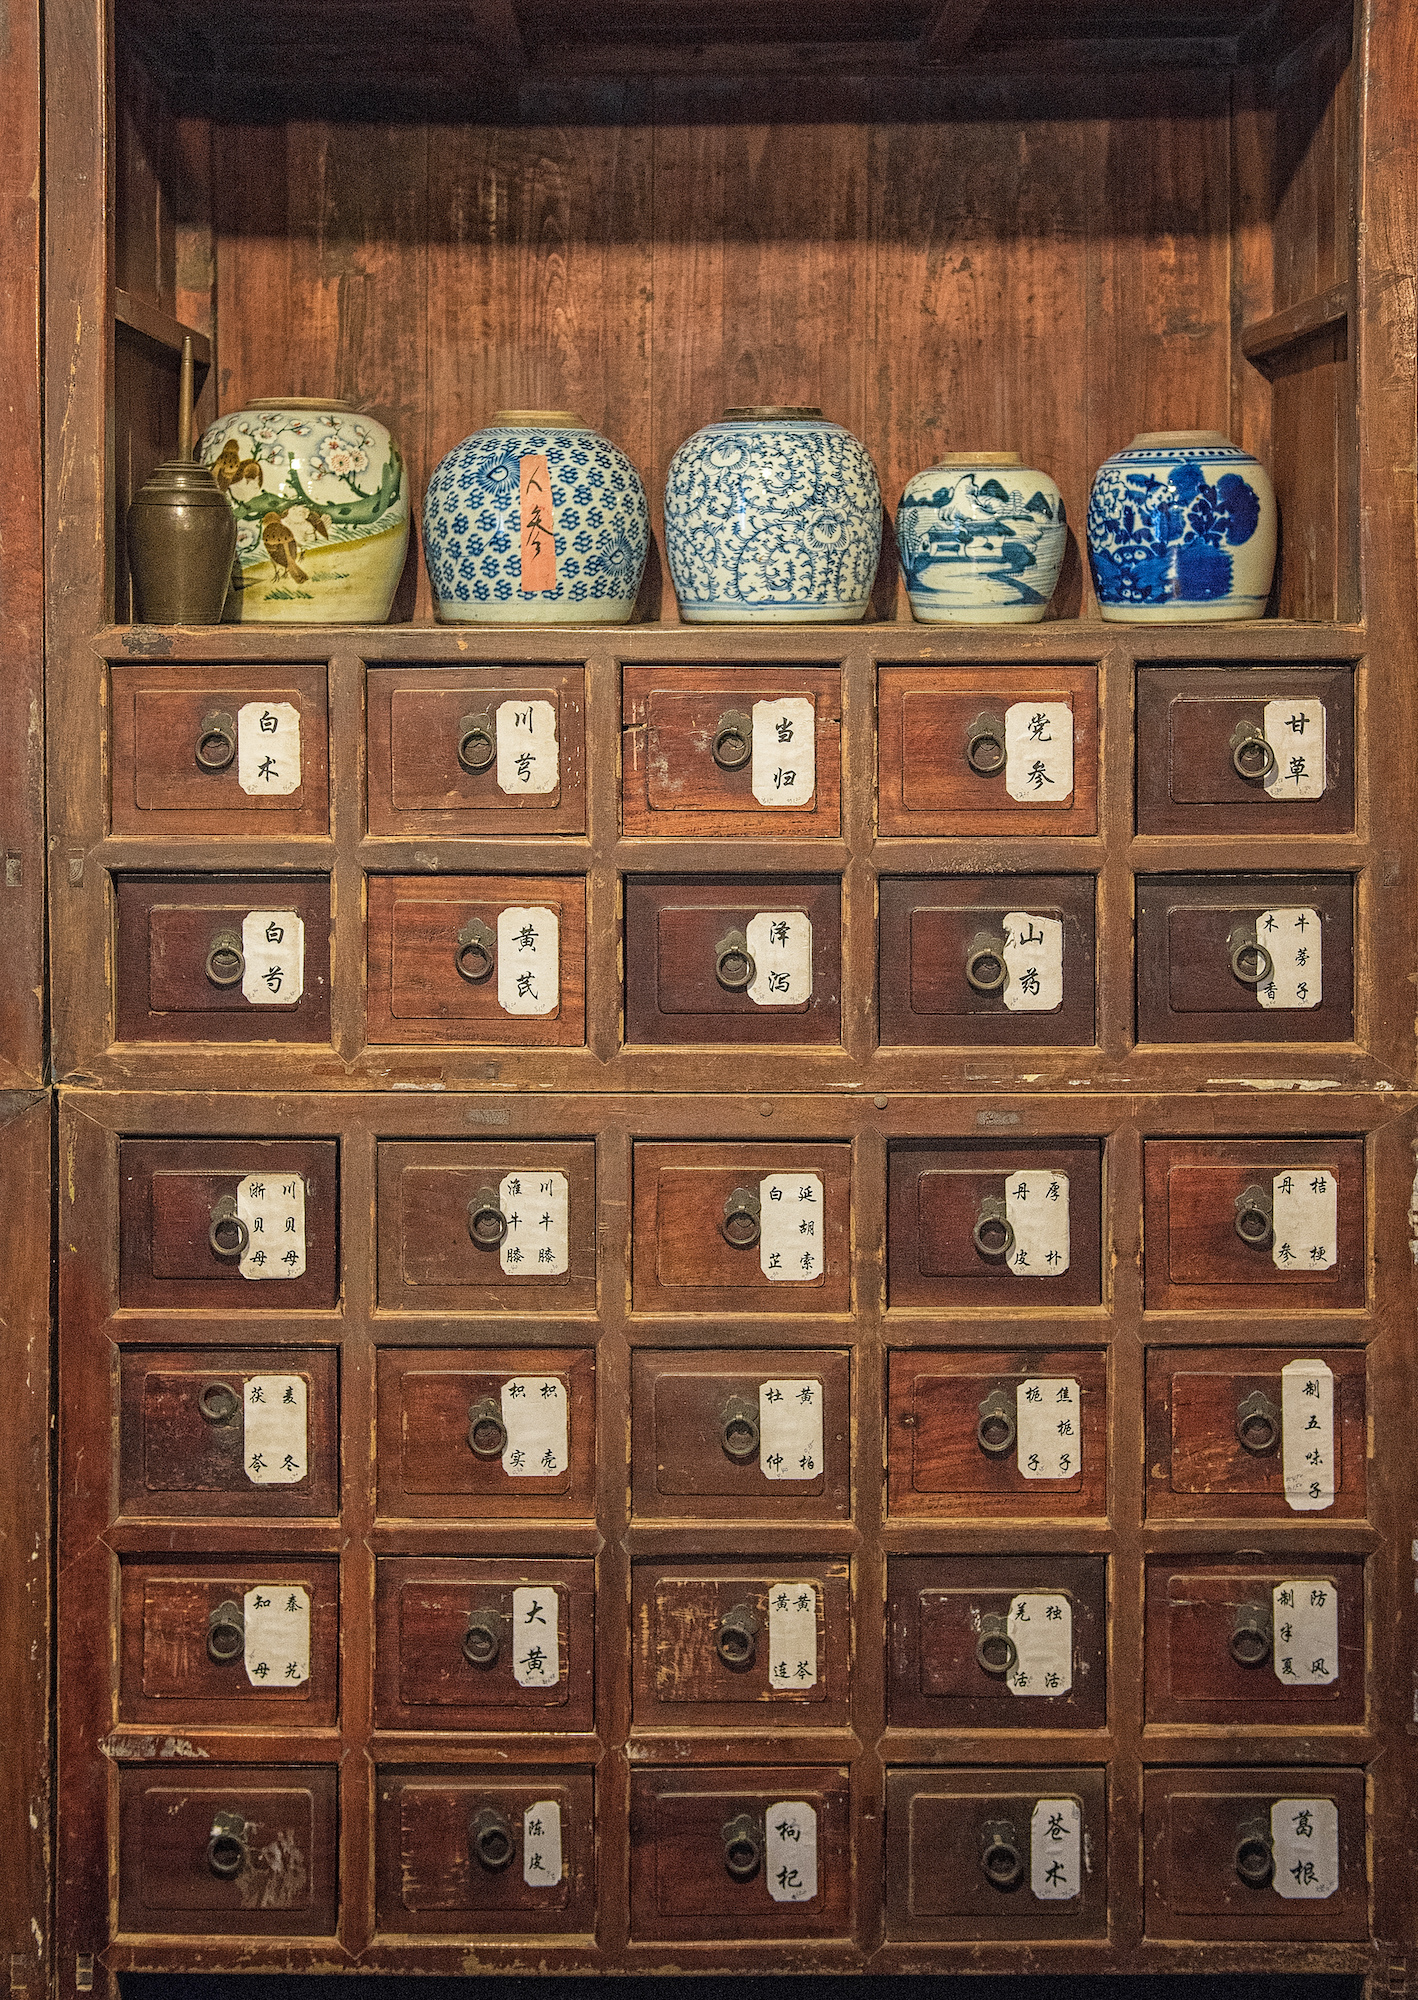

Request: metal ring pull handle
left=711, top=709, right=753, bottom=772
left=205, top=929, right=245, bottom=989
left=965, top=930, right=1009, bottom=997
left=207, top=1193, right=249, bottom=1262
left=973, top=1194, right=1015, bottom=1262
left=1235, top=1388, right=1281, bottom=1456
left=965, top=711, right=1007, bottom=777
left=1234, top=1816, right=1275, bottom=1890
left=206, top=1599, right=246, bottom=1664
left=1228, top=925, right=1274, bottom=988
left=978, top=1818, right=1025, bottom=1892
left=715, top=928, right=756, bottom=992
left=462, top=1606, right=506, bottom=1668
left=719, top=1185, right=761, bottom=1248
left=466, top=1397, right=509, bottom=1460
left=721, top=1812, right=764, bottom=1883
left=466, top=1187, right=509, bottom=1249
left=975, top=1612, right=1018, bottom=1678
left=1233, top=1184, right=1275, bottom=1249
left=455, top=916, right=496, bottom=984
left=198, top=1380, right=240, bottom=1425
left=1230, top=719, right=1277, bottom=783
left=470, top=1807, right=516, bottom=1872
left=456, top=710, right=496, bottom=775
left=715, top=1601, right=760, bottom=1670
left=195, top=709, right=237, bottom=773
left=1229, top=1598, right=1274, bottom=1668
left=976, top=1387, right=1017, bottom=1457
left=206, top=1809, right=249, bottom=1880
left=719, top=1394, right=761, bottom=1464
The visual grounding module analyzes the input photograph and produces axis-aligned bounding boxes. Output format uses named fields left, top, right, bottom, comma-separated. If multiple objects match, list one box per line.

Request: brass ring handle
left=1230, top=719, right=1277, bottom=783
left=978, top=1819, right=1025, bottom=1891
left=462, top=1607, right=506, bottom=1667
left=715, top=928, right=756, bottom=992
left=973, top=1194, right=1015, bottom=1262
left=456, top=710, right=496, bottom=775
left=466, top=1397, right=509, bottom=1460
left=1229, top=1599, right=1274, bottom=1668
left=1235, top=1388, right=1281, bottom=1456
left=975, top=1612, right=1018, bottom=1677
left=466, top=1187, right=509, bottom=1249
left=720, top=1394, right=761, bottom=1464
left=715, top=1601, right=760, bottom=1670
left=1234, top=1817, right=1275, bottom=1890
left=455, top=916, right=496, bottom=984
left=195, top=709, right=237, bottom=773
left=711, top=709, right=753, bottom=772
left=976, top=1387, right=1017, bottom=1457
left=965, top=931, right=1009, bottom=996
left=206, top=1810, right=249, bottom=1880
left=470, top=1806, right=516, bottom=1872
left=965, top=711, right=1007, bottom=777
left=206, top=1599, right=246, bottom=1664
left=719, top=1186, right=761, bottom=1248
left=207, top=1194, right=248, bottom=1262
left=198, top=1380, right=241, bottom=1424
left=721, top=1812, right=763, bottom=1882
left=1233, top=1184, right=1274, bottom=1249
left=1228, top=926, right=1274, bottom=988
left=205, top=929, right=245, bottom=989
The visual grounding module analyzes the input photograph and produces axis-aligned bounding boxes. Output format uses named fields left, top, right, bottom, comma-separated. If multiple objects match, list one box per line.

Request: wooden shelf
left=113, top=288, right=210, bottom=369
left=1242, top=281, right=1352, bottom=366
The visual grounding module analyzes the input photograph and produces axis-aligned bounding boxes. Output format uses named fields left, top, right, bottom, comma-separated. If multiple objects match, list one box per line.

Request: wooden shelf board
left=1241, top=281, right=1352, bottom=364
left=113, top=288, right=212, bottom=370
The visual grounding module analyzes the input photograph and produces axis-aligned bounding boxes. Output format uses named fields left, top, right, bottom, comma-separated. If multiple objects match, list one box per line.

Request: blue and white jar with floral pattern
left=897, top=452, right=1066, bottom=623
left=1087, top=430, right=1276, bottom=622
left=423, top=410, right=649, bottom=624
left=664, top=407, right=882, bottom=623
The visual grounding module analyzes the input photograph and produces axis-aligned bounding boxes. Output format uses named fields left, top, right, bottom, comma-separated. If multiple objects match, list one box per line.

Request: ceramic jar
left=422, top=411, right=649, bottom=624
left=197, top=398, right=408, bottom=623
left=896, top=452, right=1066, bottom=623
left=1087, top=430, right=1276, bottom=621
left=664, top=407, right=882, bottom=623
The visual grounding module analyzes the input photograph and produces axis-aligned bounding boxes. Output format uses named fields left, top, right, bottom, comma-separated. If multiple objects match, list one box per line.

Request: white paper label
left=495, top=698, right=559, bottom=795
left=759, top=1379, right=823, bottom=1481
left=1001, top=913, right=1064, bottom=1012
left=242, top=1375, right=308, bottom=1485
left=1005, top=701, right=1073, bottom=802
left=1256, top=908, right=1322, bottom=1009
left=766, top=1801, right=818, bottom=1903
left=1264, top=699, right=1326, bottom=800
left=767, top=1581, right=819, bottom=1691
left=497, top=1170, right=568, bottom=1276
left=751, top=697, right=816, bottom=806
left=758, top=1172, right=823, bottom=1281
left=1016, top=1377, right=1082, bottom=1480
left=522, top=1800, right=563, bottom=1888
left=1005, top=1592, right=1073, bottom=1697
left=240, top=910, right=304, bottom=1006
left=746, top=911, right=812, bottom=1006
left=242, top=1583, right=309, bottom=1688
left=1273, top=1578, right=1339, bottom=1686
left=1004, top=1169, right=1070, bottom=1277
left=497, top=905, right=559, bottom=1016
left=235, top=1172, right=306, bottom=1281
left=511, top=1585, right=560, bottom=1688
left=1282, top=1358, right=1336, bottom=1513
left=500, top=1375, right=569, bottom=1478
left=1030, top=1797, right=1082, bottom=1900
left=1272, top=1168, right=1338, bottom=1271
left=237, top=701, right=301, bottom=796
left=1271, top=1797, right=1339, bottom=1899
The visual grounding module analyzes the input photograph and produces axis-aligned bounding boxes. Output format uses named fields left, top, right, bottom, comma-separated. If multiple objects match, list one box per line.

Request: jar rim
left=1127, top=429, right=1235, bottom=448
left=492, top=409, right=587, bottom=427
left=721, top=406, right=825, bottom=420
left=931, top=451, right=1023, bottom=466
left=244, top=396, right=359, bottom=412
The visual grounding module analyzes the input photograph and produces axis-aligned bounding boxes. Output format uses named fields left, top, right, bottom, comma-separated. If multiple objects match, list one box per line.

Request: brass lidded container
left=126, top=335, right=237, bottom=625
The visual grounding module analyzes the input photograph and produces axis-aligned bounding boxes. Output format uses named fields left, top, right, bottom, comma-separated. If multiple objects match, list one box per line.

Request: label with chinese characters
left=519, top=454, right=556, bottom=592
left=1281, top=1358, right=1336, bottom=1513
left=497, top=905, right=559, bottom=1016
left=242, top=1375, right=308, bottom=1485
left=767, top=1581, right=819, bottom=1690
left=766, top=1802, right=818, bottom=1903
left=235, top=1173, right=306, bottom=1281
left=1264, top=699, right=1326, bottom=800
left=242, top=1584, right=309, bottom=1688
left=1030, top=1797, right=1082, bottom=1899
left=500, top=1375, right=569, bottom=1479
left=1272, top=1578, right=1339, bottom=1686
left=496, top=699, right=559, bottom=796
left=1004, top=1169, right=1070, bottom=1278
left=240, top=910, right=304, bottom=1006
left=1016, top=1377, right=1082, bottom=1480
left=1004, top=701, right=1073, bottom=802
left=751, top=697, right=816, bottom=806
left=1256, top=908, right=1322, bottom=1009
left=498, top=1170, right=568, bottom=1277
left=758, top=1173, right=824, bottom=1281
left=522, top=1801, right=563, bottom=1888
left=1001, top=912, right=1064, bottom=1012
left=1005, top=1592, right=1073, bottom=1697
left=1271, top=1797, right=1339, bottom=1899
left=746, top=911, right=812, bottom=1007
left=511, top=1585, right=561, bottom=1688
left=237, top=701, right=301, bottom=796
left=1272, top=1168, right=1338, bottom=1272
left=759, top=1379, right=823, bottom=1481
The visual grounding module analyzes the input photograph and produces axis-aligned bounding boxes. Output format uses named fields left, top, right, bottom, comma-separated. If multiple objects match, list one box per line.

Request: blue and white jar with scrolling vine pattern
left=664, top=408, right=883, bottom=623
left=423, top=410, right=649, bottom=623
left=1087, top=430, right=1276, bottom=622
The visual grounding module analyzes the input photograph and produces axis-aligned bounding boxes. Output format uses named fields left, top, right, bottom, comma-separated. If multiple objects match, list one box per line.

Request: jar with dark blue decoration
left=1087, top=430, right=1276, bottom=621
left=422, top=409, right=649, bottom=623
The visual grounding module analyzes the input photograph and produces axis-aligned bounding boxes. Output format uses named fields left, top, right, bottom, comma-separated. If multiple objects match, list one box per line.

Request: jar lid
left=934, top=451, right=1022, bottom=466
left=493, top=409, right=586, bottom=427
left=1128, top=429, right=1233, bottom=448
left=722, top=406, right=823, bottom=420
left=245, top=396, right=358, bottom=412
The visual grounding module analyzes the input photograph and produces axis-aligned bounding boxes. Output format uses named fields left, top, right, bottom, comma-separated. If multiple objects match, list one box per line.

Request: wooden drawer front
left=373, top=1558, right=595, bottom=1732
left=1145, top=1347, right=1367, bottom=1522
left=631, top=1350, right=850, bottom=1522
left=632, top=1142, right=851, bottom=1314
left=1143, top=1767, right=1368, bottom=1941
left=888, top=1142, right=1102, bottom=1308
left=118, top=1139, right=340, bottom=1310
left=623, top=876, right=842, bottom=1046
left=886, top=1349, right=1107, bottom=1520
left=119, top=1348, right=339, bottom=1519
left=621, top=667, right=842, bottom=837
left=119, top=1560, right=339, bottom=1726
left=1135, top=876, right=1354, bottom=1044
left=366, top=875, right=586, bottom=1046
left=878, top=876, right=1096, bottom=1047
left=1136, top=668, right=1354, bottom=836
left=885, top=1767, right=1108, bottom=1940
left=376, top=1769, right=596, bottom=1933
left=375, top=1347, right=596, bottom=1521
left=113, top=875, right=331, bottom=1044
left=629, top=1766, right=852, bottom=1940
left=1144, top=1559, right=1364, bottom=1724
left=367, top=666, right=587, bottom=836
left=376, top=1140, right=596, bottom=1313
left=631, top=1562, right=852, bottom=1727
left=116, top=1765, right=339, bottom=1936
left=1143, top=1139, right=1365, bottom=1311
left=877, top=664, right=1098, bottom=837
left=110, top=666, right=330, bottom=837
left=887, top=1557, right=1106, bottom=1730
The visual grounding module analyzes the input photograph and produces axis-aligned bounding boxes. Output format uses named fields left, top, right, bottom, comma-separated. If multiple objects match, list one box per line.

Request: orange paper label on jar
left=519, top=454, right=557, bottom=593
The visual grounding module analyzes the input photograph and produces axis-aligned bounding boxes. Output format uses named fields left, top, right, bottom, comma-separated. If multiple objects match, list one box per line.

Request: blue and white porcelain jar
left=423, top=410, right=649, bottom=623
left=1087, top=430, right=1276, bottom=622
left=664, top=407, right=882, bottom=623
left=897, top=452, right=1066, bottom=624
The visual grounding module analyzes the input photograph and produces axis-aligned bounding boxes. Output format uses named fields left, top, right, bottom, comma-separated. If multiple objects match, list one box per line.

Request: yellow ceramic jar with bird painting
left=198, top=397, right=409, bottom=622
